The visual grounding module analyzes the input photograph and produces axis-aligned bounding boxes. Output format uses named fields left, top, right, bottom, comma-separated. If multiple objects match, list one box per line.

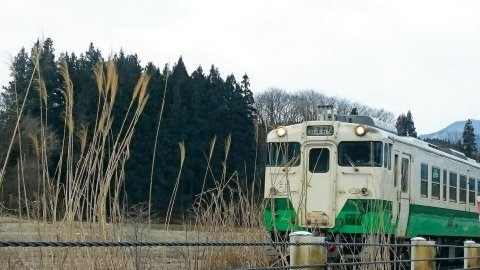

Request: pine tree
left=395, top=113, right=407, bottom=136
left=405, top=111, right=417, bottom=138
left=40, top=38, right=63, bottom=133
left=71, top=43, right=103, bottom=128
left=125, top=62, right=166, bottom=205
left=395, top=110, right=417, bottom=137
left=0, top=48, right=30, bottom=163
left=462, top=119, right=477, bottom=158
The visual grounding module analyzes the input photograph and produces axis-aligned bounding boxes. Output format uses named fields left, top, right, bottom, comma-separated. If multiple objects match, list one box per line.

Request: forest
left=0, top=38, right=411, bottom=219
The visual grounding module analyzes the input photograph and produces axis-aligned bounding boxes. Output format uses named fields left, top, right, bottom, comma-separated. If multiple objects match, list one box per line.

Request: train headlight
left=355, top=125, right=367, bottom=136
left=276, top=126, right=287, bottom=137
left=361, top=188, right=369, bottom=196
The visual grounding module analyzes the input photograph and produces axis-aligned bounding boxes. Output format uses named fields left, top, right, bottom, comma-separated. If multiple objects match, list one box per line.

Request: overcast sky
left=1, top=0, right=480, bottom=134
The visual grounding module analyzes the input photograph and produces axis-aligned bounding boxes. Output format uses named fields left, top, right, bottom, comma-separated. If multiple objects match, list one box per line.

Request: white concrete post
left=289, top=231, right=326, bottom=270
left=411, top=237, right=436, bottom=270
left=464, top=240, right=480, bottom=269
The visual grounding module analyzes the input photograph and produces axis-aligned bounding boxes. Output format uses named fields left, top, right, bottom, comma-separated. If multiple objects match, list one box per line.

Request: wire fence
left=0, top=240, right=476, bottom=248
left=0, top=239, right=479, bottom=269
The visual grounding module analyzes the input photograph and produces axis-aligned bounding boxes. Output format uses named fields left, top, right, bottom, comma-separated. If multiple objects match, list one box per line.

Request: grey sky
left=1, top=0, right=480, bottom=134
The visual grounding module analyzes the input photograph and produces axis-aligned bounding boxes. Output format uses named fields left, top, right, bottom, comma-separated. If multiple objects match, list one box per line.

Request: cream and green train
left=264, top=111, right=480, bottom=251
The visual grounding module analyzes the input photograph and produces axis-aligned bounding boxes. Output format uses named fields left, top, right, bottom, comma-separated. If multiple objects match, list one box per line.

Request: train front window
left=338, top=141, right=383, bottom=167
left=309, top=148, right=330, bottom=173
left=267, top=142, right=301, bottom=167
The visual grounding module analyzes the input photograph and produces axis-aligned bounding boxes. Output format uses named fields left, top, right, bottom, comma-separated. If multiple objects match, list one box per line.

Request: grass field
left=0, top=215, right=271, bottom=269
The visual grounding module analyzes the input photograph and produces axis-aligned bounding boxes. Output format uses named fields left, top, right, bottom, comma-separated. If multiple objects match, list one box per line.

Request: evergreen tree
left=125, top=62, right=166, bottom=205
left=1, top=48, right=30, bottom=120
left=112, top=50, right=142, bottom=134
left=148, top=57, right=192, bottom=211
left=462, top=119, right=477, bottom=158
left=73, top=43, right=103, bottom=127
left=225, top=74, right=256, bottom=184
left=395, top=110, right=417, bottom=137
left=395, top=113, right=407, bottom=136
left=405, top=111, right=417, bottom=138
left=40, top=38, right=63, bottom=134
left=0, top=48, right=30, bottom=164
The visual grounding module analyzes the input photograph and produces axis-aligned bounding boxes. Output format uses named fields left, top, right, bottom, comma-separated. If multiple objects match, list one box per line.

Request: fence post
left=289, top=231, right=326, bottom=270
left=464, top=240, right=480, bottom=269
left=411, top=237, right=436, bottom=270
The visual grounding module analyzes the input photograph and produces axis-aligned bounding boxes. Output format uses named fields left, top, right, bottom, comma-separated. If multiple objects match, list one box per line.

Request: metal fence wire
left=0, top=240, right=479, bottom=269
left=0, top=240, right=476, bottom=248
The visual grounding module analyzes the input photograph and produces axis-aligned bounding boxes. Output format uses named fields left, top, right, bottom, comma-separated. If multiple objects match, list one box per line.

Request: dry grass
left=184, top=135, right=270, bottom=269
left=0, top=43, right=270, bottom=269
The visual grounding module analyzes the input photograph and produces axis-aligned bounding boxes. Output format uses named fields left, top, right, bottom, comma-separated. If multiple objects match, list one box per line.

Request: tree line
left=0, top=38, right=258, bottom=216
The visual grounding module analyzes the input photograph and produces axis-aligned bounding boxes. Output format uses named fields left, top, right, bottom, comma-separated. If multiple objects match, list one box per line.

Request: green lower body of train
left=264, top=198, right=480, bottom=238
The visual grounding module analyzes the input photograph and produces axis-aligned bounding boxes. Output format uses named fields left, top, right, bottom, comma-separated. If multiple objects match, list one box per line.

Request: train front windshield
left=267, top=142, right=301, bottom=167
left=338, top=141, right=382, bottom=167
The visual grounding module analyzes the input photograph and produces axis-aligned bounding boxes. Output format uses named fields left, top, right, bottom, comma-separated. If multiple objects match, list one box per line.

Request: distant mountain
left=419, top=120, right=480, bottom=145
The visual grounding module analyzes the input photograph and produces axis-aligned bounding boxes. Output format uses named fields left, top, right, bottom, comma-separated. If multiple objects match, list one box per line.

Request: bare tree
left=255, top=88, right=396, bottom=130
left=254, top=88, right=290, bottom=128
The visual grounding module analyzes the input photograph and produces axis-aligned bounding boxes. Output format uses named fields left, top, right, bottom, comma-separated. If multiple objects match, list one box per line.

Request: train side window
left=420, top=163, right=428, bottom=197
left=477, top=180, right=480, bottom=202
left=383, top=143, right=392, bottom=170
left=401, top=158, right=409, bottom=192
left=442, top=170, right=447, bottom=201
left=460, top=175, right=467, bottom=204
left=383, top=144, right=388, bottom=168
left=431, top=167, right=440, bottom=199
left=449, top=172, right=457, bottom=203
left=394, top=154, right=399, bottom=187
left=468, top=178, right=475, bottom=205
left=309, top=148, right=330, bottom=173
left=388, top=144, right=392, bottom=170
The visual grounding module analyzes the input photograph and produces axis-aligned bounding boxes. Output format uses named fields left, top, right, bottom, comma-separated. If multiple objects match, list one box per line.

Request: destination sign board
left=307, top=125, right=334, bottom=136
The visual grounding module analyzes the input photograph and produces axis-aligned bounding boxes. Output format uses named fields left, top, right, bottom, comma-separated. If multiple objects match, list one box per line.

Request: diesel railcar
left=264, top=110, right=480, bottom=254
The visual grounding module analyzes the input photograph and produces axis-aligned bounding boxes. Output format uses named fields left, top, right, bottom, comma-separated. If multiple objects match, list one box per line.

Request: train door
left=391, top=152, right=400, bottom=225
left=396, top=153, right=411, bottom=237
left=304, top=144, right=336, bottom=228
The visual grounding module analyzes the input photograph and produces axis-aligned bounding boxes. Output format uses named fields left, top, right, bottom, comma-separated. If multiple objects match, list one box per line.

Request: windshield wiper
left=282, top=155, right=300, bottom=171
left=345, top=154, right=359, bottom=172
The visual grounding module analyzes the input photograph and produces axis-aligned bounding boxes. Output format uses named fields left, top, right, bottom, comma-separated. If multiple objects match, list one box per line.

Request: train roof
left=391, top=133, right=480, bottom=168
left=336, top=115, right=397, bottom=134
left=336, top=115, right=479, bottom=166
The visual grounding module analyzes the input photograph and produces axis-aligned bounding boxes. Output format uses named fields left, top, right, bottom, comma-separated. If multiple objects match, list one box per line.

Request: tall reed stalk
left=0, top=46, right=157, bottom=268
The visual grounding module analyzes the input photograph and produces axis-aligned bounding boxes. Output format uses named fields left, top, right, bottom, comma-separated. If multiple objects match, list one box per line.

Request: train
left=263, top=106, right=480, bottom=258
